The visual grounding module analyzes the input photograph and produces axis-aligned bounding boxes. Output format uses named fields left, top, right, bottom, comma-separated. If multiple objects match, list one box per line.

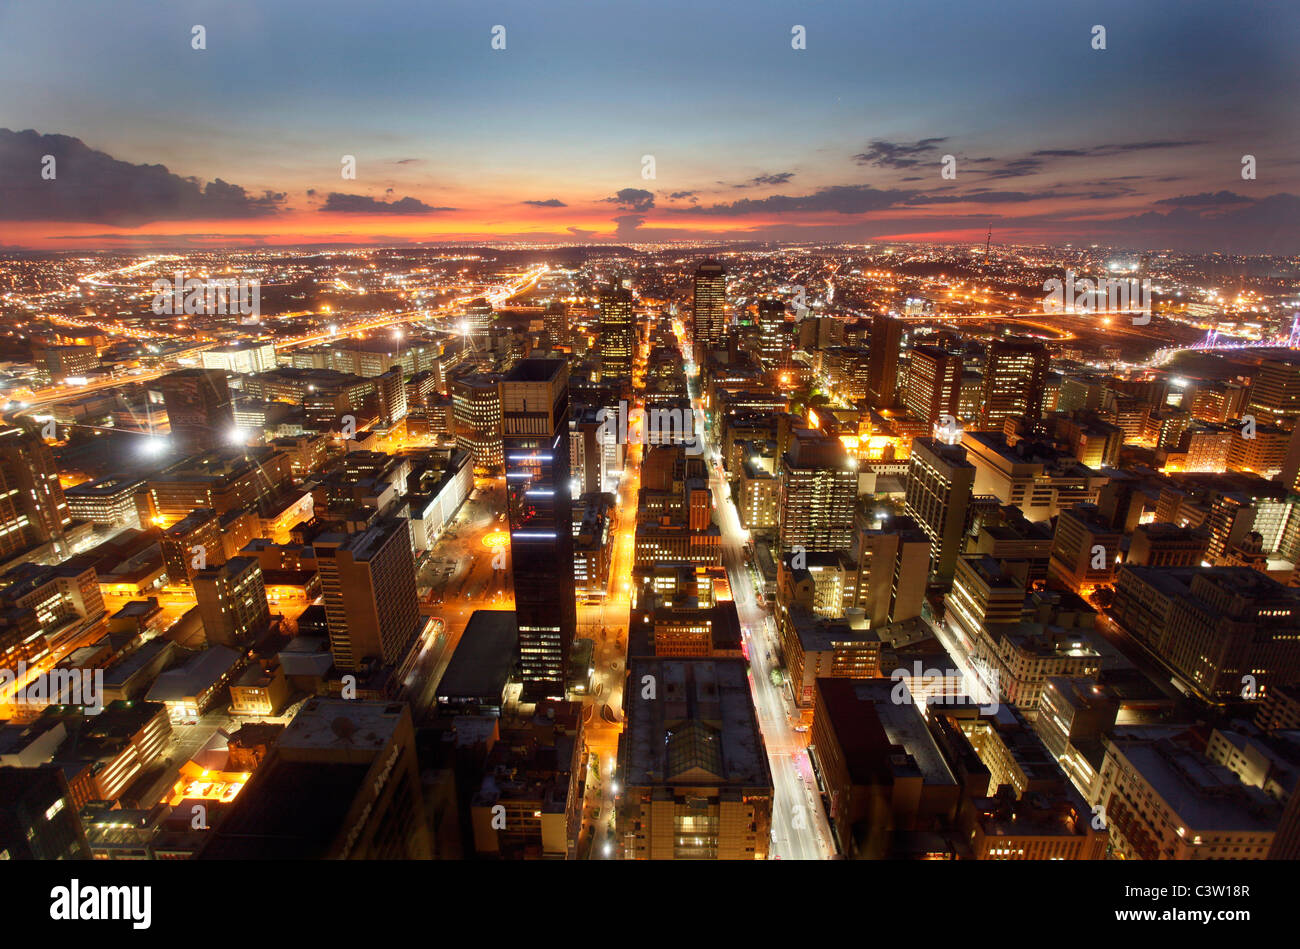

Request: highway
left=680, top=333, right=835, bottom=860
left=7, top=264, right=547, bottom=426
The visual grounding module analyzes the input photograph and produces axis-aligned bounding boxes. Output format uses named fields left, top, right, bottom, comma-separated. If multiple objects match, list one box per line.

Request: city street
left=682, top=334, right=836, bottom=860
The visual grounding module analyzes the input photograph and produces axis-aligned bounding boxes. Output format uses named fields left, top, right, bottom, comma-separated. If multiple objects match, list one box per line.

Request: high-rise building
left=1245, top=355, right=1300, bottom=426
left=692, top=259, right=727, bottom=351
left=1111, top=565, right=1300, bottom=704
left=315, top=518, right=422, bottom=672
left=544, top=301, right=569, bottom=349
left=853, top=516, right=931, bottom=626
left=904, top=345, right=963, bottom=426
left=502, top=358, right=577, bottom=700
left=777, top=429, right=857, bottom=556
left=979, top=338, right=1048, bottom=429
left=904, top=437, right=976, bottom=583
left=0, top=426, right=71, bottom=562
left=757, top=298, right=791, bottom=369
left=598, top=285, right=635, bottom=381
left=463, top=298, right=495, bottom=335
left=1047, top=504, right=1122, bottom=595
left=810, top=677, right=963, bottom=859
left=375, top=366, right=408, bottom=428
left=451, top=372, right=503, bottom=471
left=0, top=766, right=91, bottom=860
left=194, top=556, right=271, bottom=648
left=867, top=313, right=903, bottom=409
left=159, top=368, right=234, bottom=454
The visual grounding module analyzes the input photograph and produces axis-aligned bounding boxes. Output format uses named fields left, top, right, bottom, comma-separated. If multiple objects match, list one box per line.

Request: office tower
left=315, top=518, right=422, bottom=672
left=463, top=297, right=495, bottom=335
left=979, top=338, right=1048, bottom=428
left=544, top=301, right=569, bottom=349
left=63, top=476, right=146, bottom=529
left=161, top=509, right=225, bottom=585
left=40, top=344, right=99, bottom=384
left=777, top=429, right=857, bottom=556
left=502, top=358, right=577, bottom=701
left=867, top=313, right=903, bottom=409
left=0, top=426, right=71, bottom=561
left=0, top=766, right=92, bottom=860
left=1035, top=676, right=1120, bottom=792
left=692, top=259, right=727, bottom=351
left=451, top=372, right=503, bottom=470
left=617, top=658, right=772, bottom=859
left=944, top=553, right=1027, bottom=646
left=757, top=298, right=791, bottom=369
left=1245, top=354, right=1300, bottom=426
left=798, top=316, right=844, bottom=352
left=903, top=437, right=976, bottom=583
left=598, top=285, right=635, bottom=381
left=1047, top=504, right=1122, bottom=595
left=159, top=368, right=235, bottom=454
left=201, top=699, right=432, bottom=859
left=194, top=556, right=271, bottom=648
left=1111, top=565, right=1300, bottom=704
left=853, top=516, right=931, bottom=626
left=904, top=345, right=963, bottom=426
left=375, top=366, right=408, bottom=427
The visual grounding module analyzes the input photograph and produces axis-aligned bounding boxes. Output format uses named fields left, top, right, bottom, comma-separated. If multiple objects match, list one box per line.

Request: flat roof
left=621, top=658, right=771, bottom=789
left=816, top=678, right=957, bottom=788
left=436, top=610, right=518, bottom=701
left=199, top=759, right=371, bottom=859
left=279, top=698, right=407, bottom=752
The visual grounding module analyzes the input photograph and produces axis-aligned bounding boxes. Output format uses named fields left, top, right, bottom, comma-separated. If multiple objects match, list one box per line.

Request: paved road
left=682, top=336, right=835, bottom=860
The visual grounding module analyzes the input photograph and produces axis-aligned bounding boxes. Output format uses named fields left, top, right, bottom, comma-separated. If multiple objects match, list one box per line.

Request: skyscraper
left=0, top=426, right=71, bottom=561
left=315, top=518, right=422, bottom=672
left=1245, top=354, right=1300, bottom=426
left=980, top=337, right=1048, bottom=429
left=502, top=358, right=577, bottom=700
left=599, top=285, right=635, bottom=381
left=194, top=556, right=271, bottom=648
left=853, top=516, right=931, bottom=626
left=867, top=313, right=903, bottom=409
left=159, top=368, right=235, bottom=454
left=757, top=298, right=791, bottom=369
left=903, top=437, right=975, bottom=583
left=451, top=372, right=503, bottom=471
left=904, top=345, right=963, bottom=426
left=693, top=259, right=727, bottom=351
left=778, top=429, right=857, bottom=556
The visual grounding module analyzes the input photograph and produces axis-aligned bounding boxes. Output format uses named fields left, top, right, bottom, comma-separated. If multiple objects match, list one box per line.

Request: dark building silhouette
left=160, top=368, right=235, bottom=454
left=0, top=766, right=91, bottom=859
left=502, top=359, right=577, bottom=700
left=867, top=313, right=903, bottom=409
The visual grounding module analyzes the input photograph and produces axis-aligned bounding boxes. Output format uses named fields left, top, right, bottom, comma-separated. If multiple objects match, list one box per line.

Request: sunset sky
left=1, top=0, right=1297, bottom=252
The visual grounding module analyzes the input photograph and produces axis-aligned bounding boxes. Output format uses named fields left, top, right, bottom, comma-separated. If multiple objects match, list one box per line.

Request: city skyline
left=1, top=0, right=1299, bottom=253
left=3, top=2, right=1300, bottom=920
